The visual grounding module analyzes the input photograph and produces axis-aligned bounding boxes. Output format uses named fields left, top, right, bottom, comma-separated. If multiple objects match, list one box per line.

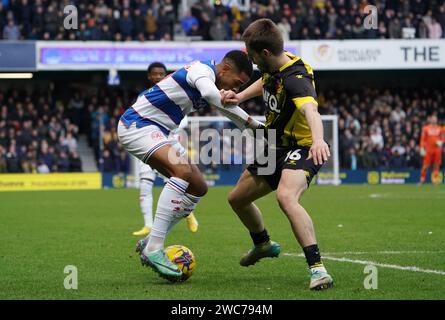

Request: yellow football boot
left=186, top=212, right=198, bottom=233
left=132, top=226, right=151, bottom=237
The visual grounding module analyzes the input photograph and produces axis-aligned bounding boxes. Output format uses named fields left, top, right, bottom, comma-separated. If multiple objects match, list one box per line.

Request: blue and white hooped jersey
left=120, top=60, right=216, bottom=135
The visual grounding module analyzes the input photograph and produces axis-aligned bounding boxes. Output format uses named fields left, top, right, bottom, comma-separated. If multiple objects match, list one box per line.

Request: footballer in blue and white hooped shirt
left=117, top=50, right=264, bottom=281
left=132, top=62, right=200, bottom=239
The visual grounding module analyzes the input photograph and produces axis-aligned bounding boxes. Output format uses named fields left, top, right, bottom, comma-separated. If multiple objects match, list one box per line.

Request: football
left=165, top=245, right=196, bottom=281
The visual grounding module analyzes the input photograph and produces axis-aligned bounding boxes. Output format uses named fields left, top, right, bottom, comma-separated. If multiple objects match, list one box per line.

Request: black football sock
left=303, top=244, right=323, bottom=268
left=249, top=229, right=270, bottom=246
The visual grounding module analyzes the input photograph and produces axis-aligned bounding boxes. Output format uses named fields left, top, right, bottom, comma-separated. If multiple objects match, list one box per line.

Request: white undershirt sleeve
left=194, top=76, right=263, bottom=130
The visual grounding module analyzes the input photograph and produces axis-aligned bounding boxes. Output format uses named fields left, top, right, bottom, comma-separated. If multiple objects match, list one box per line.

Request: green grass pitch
left=1, top=185, right=444, bottom=300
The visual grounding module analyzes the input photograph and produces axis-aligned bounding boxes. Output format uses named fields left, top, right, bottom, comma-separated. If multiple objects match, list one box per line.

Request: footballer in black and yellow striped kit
left=247, top=51, right=324, bottom=189
left=224, top=18, right=333, bottom=291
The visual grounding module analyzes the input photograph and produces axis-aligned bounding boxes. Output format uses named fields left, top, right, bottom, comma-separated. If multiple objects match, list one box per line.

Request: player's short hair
left=222, top=50, right=253, bottom=77
left=147, top=62, right=167, bottom=73
left=242, top=18, right=283, bottom=56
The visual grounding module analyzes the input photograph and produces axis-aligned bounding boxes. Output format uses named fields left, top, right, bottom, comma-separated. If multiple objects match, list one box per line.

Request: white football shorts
left=117, top=121, right=186, bottom=164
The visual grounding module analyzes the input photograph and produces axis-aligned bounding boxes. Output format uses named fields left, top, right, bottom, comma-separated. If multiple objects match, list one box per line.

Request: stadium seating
left=0, top=87, right=82, bottom=173
left=0, top=0, right=443, bottom=41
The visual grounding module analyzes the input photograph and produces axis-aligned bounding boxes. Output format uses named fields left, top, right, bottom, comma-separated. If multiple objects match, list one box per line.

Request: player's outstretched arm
left=194, top=77, right=263, bottom=130
left=300, top=102, right=331, bottom=166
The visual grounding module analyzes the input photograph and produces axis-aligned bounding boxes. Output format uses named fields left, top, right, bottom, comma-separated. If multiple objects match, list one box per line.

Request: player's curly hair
left=222, top=50, right=253, bottom=77
left=242, top=18, right=283, bottom=56
left=147, top=62, right=167, bottom=73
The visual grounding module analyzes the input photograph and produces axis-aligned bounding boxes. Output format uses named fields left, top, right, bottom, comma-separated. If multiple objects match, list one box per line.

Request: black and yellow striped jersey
left=262, top=51, right=317, bottom=148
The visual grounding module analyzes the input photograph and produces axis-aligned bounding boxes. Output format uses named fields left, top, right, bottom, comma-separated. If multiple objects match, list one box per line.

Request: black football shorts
left=247, top=146, right=324, bottom=190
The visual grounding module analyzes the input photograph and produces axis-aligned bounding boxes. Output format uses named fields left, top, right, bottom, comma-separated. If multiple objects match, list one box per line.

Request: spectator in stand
left=157, top=6, right=174, bottom=40
left=133, top=8, right=145, bottom=38
left=351, top=16, right=365, bottom=38
left=3, top=19, right=20, bottom=40
left=6, top=144, right=20, bottom=173
left=181, top=10, right=199, bottom=35
left=69, top=151, right=82, bottom=172
left=118, top=9, right=133, bottom=39
left=44, top=4, right=58, bottom=37
left=57, top=151, right=70, bottom=172
left=187, top=23, right=202, bottom=37
left=277, top=17, right=291, bottom=41
left=209, top=16, right=227, bottom=40
left=143, top=9, right=157, bottom=39
left=102, top=149, right=115, bottom=172
left=116, top=150, right=130, bottom=174
left=344, top=147, right=358, bottom=170
left=388, top=17, right=402, bottom=38
left=36, top=160, right=50, bottom=173
left=427, top=17, right=443, bottom=39
left=64, top=132, right=78, bottom=154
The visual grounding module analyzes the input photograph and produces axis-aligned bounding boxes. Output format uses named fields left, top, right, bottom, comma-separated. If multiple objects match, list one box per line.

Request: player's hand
left=220, top=89, right=240, bottom=106
left=420, top=148, right=426, bottom=157
left=307, top=139, right=330, bottom=166
left=436, top=141, right=443, bottom=148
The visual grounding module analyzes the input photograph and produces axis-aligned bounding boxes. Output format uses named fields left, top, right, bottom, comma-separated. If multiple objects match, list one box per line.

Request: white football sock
left=139, top=179, right=154, bottom=228
left=143, top=177, right=189, bottom=254
left=182, top=193, right=201, bottom=216
left=166, top=193, right=201, bottom=234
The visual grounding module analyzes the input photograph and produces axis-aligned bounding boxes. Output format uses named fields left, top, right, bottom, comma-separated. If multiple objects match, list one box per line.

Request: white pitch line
left=284, top=253, right=445, bottom=276
left=322, top=250, right=445, bottom=256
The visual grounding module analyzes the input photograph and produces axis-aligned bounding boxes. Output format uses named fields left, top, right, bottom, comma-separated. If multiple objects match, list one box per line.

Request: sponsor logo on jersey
left=263, top=89, right=279, bottom=113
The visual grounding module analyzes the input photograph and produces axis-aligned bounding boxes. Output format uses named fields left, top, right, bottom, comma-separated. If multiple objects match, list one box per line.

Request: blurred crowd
left=321, top=87, right=445, bottom=170
left=1, top=82, right=444, bottom=174
left=1, top=0, right=444, bottom=41
left=0, top=87, right=83, bottom=173
left=186, top=0, right=445, bottom=40
left=197, top=85, right=445, bottom=171
left=0, top=86, right=132, bottom=174
left=85, top=93, right=130, bottom=173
